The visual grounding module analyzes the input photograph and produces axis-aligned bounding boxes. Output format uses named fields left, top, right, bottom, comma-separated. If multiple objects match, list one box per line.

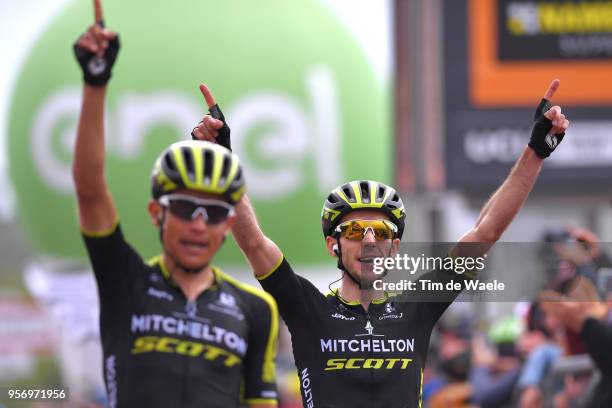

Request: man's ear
left=326, top=236, right=339, bottom=257
left=218, top=215, right=236, bottom=240
left=225, top=214, right=236, bottom=229
left=147, top=199, right=163, bottom=227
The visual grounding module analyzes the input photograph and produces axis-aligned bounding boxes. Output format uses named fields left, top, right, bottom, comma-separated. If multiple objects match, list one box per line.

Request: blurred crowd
left=413, top=226, right=612, bottom=408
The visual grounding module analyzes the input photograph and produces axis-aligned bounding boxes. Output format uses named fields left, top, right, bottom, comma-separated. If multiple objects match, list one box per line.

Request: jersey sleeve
left=417, top=268, right=467, bottom=324
left=581, top=317, right=612, bottom=376
left=257, top=257, right=323, bottom=326
left=242, top=291, right=279, bottom=406
left=399, top=258, right=474, bottom=329
left=81, top=222, right=143, bottom=316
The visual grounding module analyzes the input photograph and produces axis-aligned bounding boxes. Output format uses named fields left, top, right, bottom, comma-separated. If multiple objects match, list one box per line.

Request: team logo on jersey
left=331, top=312, right=356, bottom=321
left=131, top=314, right=247, bottom=356
left=324, top=357, right=414, bottom=371
left=208, top=291, right=245, bottom=321
left=331, top=302, right=356, bottom=320
left=147, top=287, right=174, bottom=302
left=220, top=292, right=237, bottom=308
left=356, top=321, right=384, bottom=337
left=379, top=302, right=403, bottom=320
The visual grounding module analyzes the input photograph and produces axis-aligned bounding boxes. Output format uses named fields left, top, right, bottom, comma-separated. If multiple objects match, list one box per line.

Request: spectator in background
left=541, top=288, right=612, bottom=407
left=539, top=226, right=611, bottom=358
left=542, top=226, right=611, bottom=295
left=426, top=317, right=473, bottom=407
left=469, top=317, right=522, bottom=408
left=517, top=302, right=564, bottom=407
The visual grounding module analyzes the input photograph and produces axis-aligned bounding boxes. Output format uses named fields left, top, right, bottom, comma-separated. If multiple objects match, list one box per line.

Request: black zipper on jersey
left=181, top=344, right=188, bottom=407
left=362, top=307, right=377, bottom=408
left=181, top=299, right=197, bottom=407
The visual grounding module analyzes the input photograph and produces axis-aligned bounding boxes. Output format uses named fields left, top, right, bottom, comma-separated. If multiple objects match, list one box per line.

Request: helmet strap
left=158, top=209, right=167, bottom=243
left=335, top=238, right=363, bottom=289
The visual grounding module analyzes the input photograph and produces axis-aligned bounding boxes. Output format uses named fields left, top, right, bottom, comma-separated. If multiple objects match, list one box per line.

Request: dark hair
left=526, top=302, right=553, bottom=338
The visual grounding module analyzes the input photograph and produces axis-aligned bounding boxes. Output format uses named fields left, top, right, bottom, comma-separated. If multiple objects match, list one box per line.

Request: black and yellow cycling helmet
left=321, top=180, right=405, bottom=239
left=151, top=140, right=245, bottom=204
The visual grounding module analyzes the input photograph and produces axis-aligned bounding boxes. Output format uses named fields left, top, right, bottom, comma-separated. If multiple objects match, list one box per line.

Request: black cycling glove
left=73, top=24, right=120, bottom=87
left=192, top=104, right=232, bottom=151
left=528, top=98, right=565, bottom=159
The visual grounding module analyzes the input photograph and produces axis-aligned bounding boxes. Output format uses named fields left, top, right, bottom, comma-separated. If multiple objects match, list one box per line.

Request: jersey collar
left=148, top=254, right=219, bottom=291
left=327, top=288, right=389, bottom=306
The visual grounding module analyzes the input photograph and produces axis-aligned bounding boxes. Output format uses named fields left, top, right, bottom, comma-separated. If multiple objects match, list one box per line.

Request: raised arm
left=191, top=85, right=283, bottom=277
left=232, top=195, right=284, bottom=277
left=72, top=0, right=120, bottom=234
left=454, top=79, right=569, bottom=254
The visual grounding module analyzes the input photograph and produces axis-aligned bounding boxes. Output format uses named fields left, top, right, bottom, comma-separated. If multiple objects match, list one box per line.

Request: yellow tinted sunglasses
left=335, top=220, right=398, bottom=241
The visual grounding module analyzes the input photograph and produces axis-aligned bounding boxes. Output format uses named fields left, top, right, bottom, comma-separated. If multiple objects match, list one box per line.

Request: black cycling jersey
left=258, top=258, right=468, bottom=408
left=82, top=223, right=278, bottom=408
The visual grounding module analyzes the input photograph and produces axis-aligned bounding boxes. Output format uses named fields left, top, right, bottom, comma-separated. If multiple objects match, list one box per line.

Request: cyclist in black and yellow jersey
left=193, top=72, right=569, bottom=408
left=71, top=1, right=278, bottom=407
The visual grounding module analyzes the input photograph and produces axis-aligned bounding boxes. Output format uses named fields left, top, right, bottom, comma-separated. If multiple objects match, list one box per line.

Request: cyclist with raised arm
left=72, top=1, right=278, bottom=407
left=193, top=77, right=569, bottom=407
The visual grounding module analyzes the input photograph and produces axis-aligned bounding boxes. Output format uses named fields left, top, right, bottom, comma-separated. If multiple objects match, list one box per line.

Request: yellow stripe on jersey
left=81, top=218, right=120, bottom=238
left=243, top=398, right=278, bottom=405
left=418, top=368, right=424, bottom=408
left=215, top=268, right=279, bottom=383
left=256, top=255, right=285, bottom=281
left=147, top=255, right=171, bottom=281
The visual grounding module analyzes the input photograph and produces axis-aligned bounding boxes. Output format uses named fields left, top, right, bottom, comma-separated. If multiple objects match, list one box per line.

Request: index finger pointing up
left=199, top=84, right=217, bottom=108
left=543, top=78, right=560, bottom=101
left=94, top=0, right=104, bottom=23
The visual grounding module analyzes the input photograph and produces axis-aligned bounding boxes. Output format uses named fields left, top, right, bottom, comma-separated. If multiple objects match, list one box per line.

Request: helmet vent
left=164, top=154, right=176, bottom=171
left=342, top=186, right=355, bottom=202
left=327, top=194, right=338, bottom=204
left=359, top=181, right=370, bottom=203
left=377, top=185, right=386, bottom=201
left=232, top=167, right=243, bottom=187
left=182, top=147, right=195, bottom=176
left=203, top=149, right=213, bottom=184
left=219, top=155, right=232, bottom=186
left=392, top=193, right=400, bottom=202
